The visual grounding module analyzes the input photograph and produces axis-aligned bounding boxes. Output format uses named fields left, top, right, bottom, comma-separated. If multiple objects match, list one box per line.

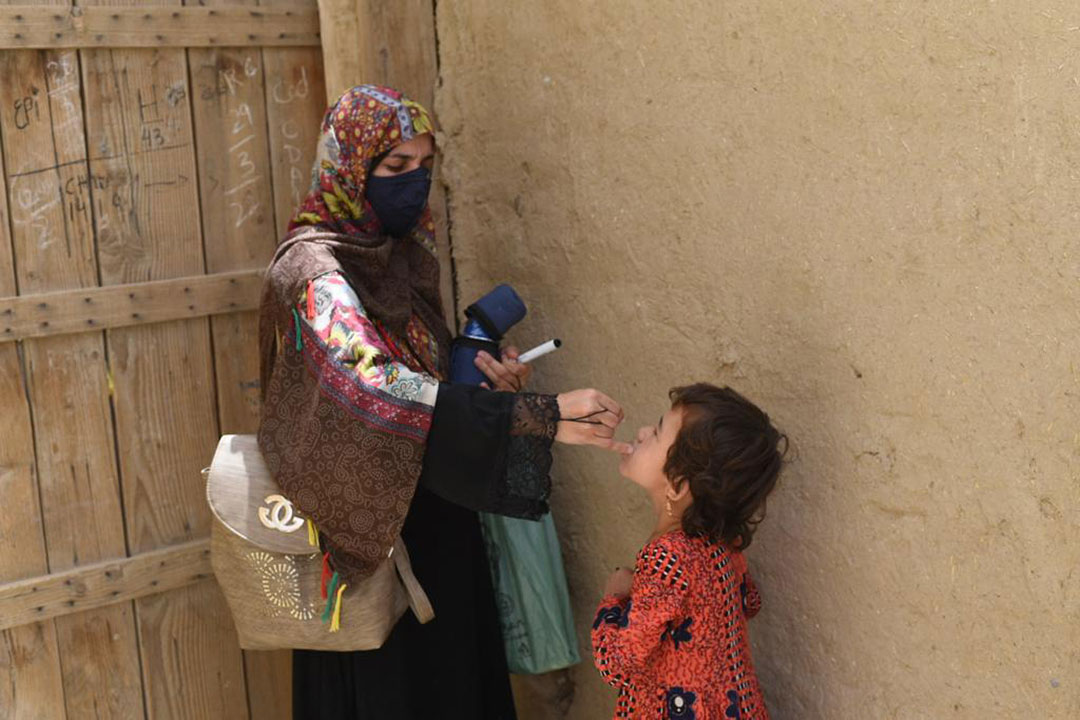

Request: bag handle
left=392, top=538, right=435, bottom=624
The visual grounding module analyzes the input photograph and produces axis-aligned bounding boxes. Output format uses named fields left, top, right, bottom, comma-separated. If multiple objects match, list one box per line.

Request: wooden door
left=0, top=3, right=325, bottom=717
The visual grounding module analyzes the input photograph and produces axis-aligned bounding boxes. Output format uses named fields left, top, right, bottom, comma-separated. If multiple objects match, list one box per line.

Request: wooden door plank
left=0, top=6, right=322, bottom=49
left=312, top=0, right=369, bottom=109
left=0, top=19, right=146, bottom=716
left=0, top=539, right=211, bottom=630
left=254, top=4, right=327, bottom=713
left=261, top=45, right=324, bottom=235
left=0, top=38, right=67, bottom=717
left=0, top=268, right=264, bottom=341
left=0, top=623, right=66, bottom=720
left=188, top=1, right=290, bottom=713
left=135, top=581, right=250, bottom=719
left=79, top=0, right=248, bottom=715
left=188, top=9, right=274, bottom=435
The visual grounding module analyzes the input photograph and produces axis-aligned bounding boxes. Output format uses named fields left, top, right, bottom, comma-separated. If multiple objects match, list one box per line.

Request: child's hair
left=665, top=383, right=787, bottom=549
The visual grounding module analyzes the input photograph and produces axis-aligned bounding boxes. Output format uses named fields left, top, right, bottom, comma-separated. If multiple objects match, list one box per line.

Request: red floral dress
left=591, top=531, right=769, bottom=719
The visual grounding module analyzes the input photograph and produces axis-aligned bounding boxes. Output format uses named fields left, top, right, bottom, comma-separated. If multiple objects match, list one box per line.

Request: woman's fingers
left=595, top=438, right=634, bottom=455
left=475, top=351, right=520, bottom=391
left=595, top=409, right=621, bottom=430
left=585, top=390, right=623, bottom=428
left=583, top=392, right=629, bottom=449
left=555, top=389, right=632, bottom=450
left=565, top=408, right=620, bottom=429
left=501, top=352, right=533, bottom=388
left=592, top=391, right=624, bottom=422
left=590, top=423, right=615, bottom=440
left=473, top=349, right=533, bottom=393
left=475, top=359, right=502, bottom=388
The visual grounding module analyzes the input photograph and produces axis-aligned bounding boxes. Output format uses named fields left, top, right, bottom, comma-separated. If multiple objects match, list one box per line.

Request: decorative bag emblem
left=258, top=494, right=305, bottom=533
left=246, top=551, right=320, bottom=620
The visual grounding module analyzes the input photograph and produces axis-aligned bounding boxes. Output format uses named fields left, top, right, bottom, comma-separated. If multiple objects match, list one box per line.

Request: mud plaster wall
left=434, top=2, right=1079, bottom=718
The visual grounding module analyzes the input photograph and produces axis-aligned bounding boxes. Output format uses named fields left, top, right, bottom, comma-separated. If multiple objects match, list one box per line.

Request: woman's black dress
left=293, top=385, right=557, bottom=719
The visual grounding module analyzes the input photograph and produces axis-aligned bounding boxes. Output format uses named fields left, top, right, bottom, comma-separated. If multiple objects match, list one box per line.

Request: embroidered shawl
left=257, top=85, right=451, bottom=581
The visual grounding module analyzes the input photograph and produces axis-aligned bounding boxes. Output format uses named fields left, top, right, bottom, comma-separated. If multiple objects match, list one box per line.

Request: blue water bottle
left=449, top=284, right=527, bottom=386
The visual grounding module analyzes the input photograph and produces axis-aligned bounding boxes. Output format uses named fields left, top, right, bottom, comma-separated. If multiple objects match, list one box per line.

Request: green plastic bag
left=479, top=512, right=581, bottom=674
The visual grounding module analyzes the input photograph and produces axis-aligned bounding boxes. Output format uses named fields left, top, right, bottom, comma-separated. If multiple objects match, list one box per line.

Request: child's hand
left=604, top=567, right=634, bottom=598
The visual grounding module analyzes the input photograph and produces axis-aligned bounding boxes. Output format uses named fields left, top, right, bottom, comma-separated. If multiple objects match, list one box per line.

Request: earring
left=665, top=499, right=673, bottom=517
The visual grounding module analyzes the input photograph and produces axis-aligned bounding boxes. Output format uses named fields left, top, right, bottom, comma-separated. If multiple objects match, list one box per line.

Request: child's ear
left=667, top=477, right=692, bottom=504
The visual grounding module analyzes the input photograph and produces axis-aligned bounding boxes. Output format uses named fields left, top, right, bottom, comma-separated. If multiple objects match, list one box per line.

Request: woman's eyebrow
left=388, top=150, right=436, bottom=161
left=658, top=414, right=664, bottom=429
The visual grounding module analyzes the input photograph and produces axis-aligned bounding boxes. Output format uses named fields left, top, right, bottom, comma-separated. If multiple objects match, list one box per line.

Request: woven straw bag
left=205, top=434, right=434, bottom=651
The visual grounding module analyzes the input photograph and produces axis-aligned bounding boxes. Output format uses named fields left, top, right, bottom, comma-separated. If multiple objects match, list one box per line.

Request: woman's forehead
left=387, top=134, right=435, bottom=156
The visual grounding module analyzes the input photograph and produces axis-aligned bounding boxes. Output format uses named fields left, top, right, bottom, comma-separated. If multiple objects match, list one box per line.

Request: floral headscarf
left=290, top=84, right=437, bottom=251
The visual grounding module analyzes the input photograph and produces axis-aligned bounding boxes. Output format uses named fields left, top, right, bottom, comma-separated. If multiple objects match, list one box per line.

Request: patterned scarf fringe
left=329, top=582, right=347, bottom=633
left=308, top=521, right=347, bottom=633
left=320, top=552, right=332, bottom=599
left=322, top=572, right=340, bottom=624
left=292, top=307, right=303, bottom=351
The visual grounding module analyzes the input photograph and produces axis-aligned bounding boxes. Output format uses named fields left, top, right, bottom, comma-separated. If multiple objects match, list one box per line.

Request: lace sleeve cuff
left=419, top=388, right=559, bottom=519
left=499, top=393, right=560, bottom=519
left=509, top=393, right=560, bottom=438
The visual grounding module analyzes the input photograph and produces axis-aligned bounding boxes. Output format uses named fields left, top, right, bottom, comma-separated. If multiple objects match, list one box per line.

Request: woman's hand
left=555, top=389, right=632, bottom=454
left=604, top=567, right=634, bottom=599
left=476, top=347, right=533, bottom=392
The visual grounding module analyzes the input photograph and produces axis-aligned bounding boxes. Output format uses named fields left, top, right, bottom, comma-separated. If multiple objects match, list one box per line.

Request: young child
left=592, top=383, right=786, bottom=720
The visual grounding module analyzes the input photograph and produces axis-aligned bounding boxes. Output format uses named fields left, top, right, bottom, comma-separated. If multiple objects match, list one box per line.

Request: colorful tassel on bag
left=329, top=583, right=347, bottom=632
left=292, top=308, right=303, bottom=351
left=320, top=552, right=332, bottom=600
left=306, top=518, right=319, bottom=548
left=306, top=280, right=316, bottom=320
left=322, top=572, right=340, bottom=623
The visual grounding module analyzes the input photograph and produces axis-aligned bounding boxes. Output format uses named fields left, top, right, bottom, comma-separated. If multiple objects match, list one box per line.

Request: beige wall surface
left=435, top=1, right=1079, bottom=718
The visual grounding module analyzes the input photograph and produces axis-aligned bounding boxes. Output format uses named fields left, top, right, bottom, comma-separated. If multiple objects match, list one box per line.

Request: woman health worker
left=258, top=85, right=630, bottom=719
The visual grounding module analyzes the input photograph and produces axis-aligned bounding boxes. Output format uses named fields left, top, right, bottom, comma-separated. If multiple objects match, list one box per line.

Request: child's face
left=619, top=404, right=685, bottom=496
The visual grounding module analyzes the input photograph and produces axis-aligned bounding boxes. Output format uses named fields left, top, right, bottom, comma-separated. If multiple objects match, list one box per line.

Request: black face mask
left=365, top=167, right=432, bottom=238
